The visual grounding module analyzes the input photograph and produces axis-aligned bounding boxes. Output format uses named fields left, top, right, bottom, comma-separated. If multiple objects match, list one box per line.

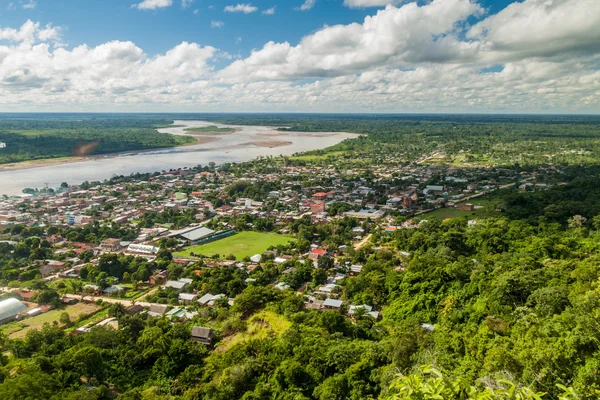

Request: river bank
left=0, top=120, right=356, bottom=195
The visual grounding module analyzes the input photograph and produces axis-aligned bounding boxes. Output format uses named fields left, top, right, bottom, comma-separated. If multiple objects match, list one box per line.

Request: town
left=0, top=153, right=554, bottom=339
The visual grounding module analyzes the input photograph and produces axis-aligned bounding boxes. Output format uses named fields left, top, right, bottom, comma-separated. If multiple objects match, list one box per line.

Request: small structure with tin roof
left=191, top=326, right=215, bottom=345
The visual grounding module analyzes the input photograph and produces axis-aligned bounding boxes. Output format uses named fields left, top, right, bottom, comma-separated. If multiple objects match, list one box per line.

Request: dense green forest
left=0, top=115, right=194, bottom=164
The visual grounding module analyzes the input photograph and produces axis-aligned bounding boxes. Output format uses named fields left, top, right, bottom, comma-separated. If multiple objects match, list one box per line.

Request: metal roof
left=171, top=226, right=215, bottom=241
left=323, top=298, right=343, bottom=308
left=0, top=298, right=27, bottom=322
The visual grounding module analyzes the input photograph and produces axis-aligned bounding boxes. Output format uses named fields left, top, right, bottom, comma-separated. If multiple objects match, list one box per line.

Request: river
left=0, top=120, right=355, bottom=196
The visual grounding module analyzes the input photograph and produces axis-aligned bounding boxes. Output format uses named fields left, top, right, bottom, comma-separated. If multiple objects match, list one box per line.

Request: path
left=354, top=234, right=372, bottom=250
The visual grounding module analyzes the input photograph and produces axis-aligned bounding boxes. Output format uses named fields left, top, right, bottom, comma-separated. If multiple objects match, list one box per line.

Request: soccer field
left=174, top=231, right=295, bottom=260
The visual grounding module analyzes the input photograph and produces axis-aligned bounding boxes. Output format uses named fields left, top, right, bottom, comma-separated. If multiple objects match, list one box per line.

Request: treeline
left=0, top=116, right=194, bottom=164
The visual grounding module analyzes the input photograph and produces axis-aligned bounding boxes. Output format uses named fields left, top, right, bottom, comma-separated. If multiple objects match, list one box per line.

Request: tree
left=59, top=312, right=71, bottom=327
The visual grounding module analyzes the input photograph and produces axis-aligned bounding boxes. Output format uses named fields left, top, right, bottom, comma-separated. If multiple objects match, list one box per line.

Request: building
left=343, top=209, right=386, bottom=220
left=147, top=304, right=168, bottom=317
left=165, top=280, right=188, bottom=291
left=179, top=293, right=198, bottom=304
left=323, top=298, right=343, bottom=311
left=308, top=248, right=328, bottom=261
left=456, top=203, right=475, bottom=211
left=127, top=244, right=159, bottom=255
left=169, top=226, right=235, bottom=245
left=0, top=298, right=27, bottom=325
left=310, top=201, right=325, bottom=215
left=191, top=326, right=215, bottom=345
left=101, top=238, right=122, bottom=252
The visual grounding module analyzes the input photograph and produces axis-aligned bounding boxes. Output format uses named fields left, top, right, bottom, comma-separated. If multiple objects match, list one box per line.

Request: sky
left=0, top=0, right=597, bottom=113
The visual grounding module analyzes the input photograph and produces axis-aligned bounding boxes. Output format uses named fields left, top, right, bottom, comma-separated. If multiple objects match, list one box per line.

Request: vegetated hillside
left=0, top=116, right=194, bottom=164
left=3, top=182, right=600, bottom=399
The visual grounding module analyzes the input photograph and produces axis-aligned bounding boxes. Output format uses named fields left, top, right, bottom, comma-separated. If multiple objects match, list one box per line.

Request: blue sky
left=0, top=0, right=597, bottom=113
left=0, top=0, right=515, bottom=63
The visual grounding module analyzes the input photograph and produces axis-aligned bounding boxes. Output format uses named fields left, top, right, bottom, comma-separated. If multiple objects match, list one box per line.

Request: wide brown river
left=0, top=120, right=356, bottom=196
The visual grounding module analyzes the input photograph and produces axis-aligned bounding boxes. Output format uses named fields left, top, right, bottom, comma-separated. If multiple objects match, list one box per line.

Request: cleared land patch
left=216, top=310, right=291, bottom=352
left=3, top=302, right=100, bottom=339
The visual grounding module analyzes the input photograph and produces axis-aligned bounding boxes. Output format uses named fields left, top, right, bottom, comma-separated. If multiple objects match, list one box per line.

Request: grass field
left=2, top=302, right=100, bottom=339
left=174, top=231, right=295, bottom=260
left=290, top=151, right=346, bottom=162
left=424, top=196, right=502, bottom=220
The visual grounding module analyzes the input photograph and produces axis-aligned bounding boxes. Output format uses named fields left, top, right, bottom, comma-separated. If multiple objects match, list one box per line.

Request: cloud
left=193, top=9, right=199, bottom=15
left=343, top=0, right=396, bottom=7
left=132, top=0, right=173, bottom=10
left=181, top=0, right=194, bottom=8
left=221, top=0, right=482, bottom=81
left=262, top=6, right=276, bottom=15
left=296, top=0, right=315, bottom=11
left=211, top=20, right=224, bottom=28
left=468, top=0, right=600, bottom=62
left=0, top=0, right=599, bottom=114
left=20, top=0, right=36, bottom=9
left=0, top=20, right=62, bottom=45
left=224, top=3, right=258, bottom=13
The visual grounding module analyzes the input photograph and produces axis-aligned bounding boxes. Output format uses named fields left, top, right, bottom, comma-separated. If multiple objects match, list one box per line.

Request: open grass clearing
left=423, top=195, right=503, bottom=221
left=289, top=151, right=346, bottom=162
left=3, top=302, right=101, bottom=339
left=174, top=231, right=295, bottom=260
left=216, top=310, right=291, bottom=353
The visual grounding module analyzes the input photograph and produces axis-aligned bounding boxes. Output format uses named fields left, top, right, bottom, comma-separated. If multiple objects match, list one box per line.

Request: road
left=63, top=294, right=158, bottom=308
left=354, top=234, right=373, bottom=250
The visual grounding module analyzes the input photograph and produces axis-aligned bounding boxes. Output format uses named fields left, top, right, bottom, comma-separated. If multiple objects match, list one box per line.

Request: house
left=191, top=326, right=215, bottom=345
left=250, top=254, right=262, bottom=263
left=456, top=203, right=475, bottom=211
left=165, top=279, right=189, bottom=291
left=179, top=293, right=198, bottom=304
left=103, top=285, right=126, bottom=295
left=350, top=265, right=363, bottom=274
left=147, top=304, right=168, bottom=317
left=424, top=185, right=446, bottom=195
left=125, top=304, right=144, bottom=315
left=323, top=298, right=343, bottom=311
left=101, top=238, right=122, bottom=252
left=311, top=202, right=325, bottom=214
left=309, top=248, right=327, bottom=261
left=197, top=293, right=227, bottom=307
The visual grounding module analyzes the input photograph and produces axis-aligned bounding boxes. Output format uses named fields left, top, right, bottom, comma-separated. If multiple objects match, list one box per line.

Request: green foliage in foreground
left=381, top=366, right=584, bottom=399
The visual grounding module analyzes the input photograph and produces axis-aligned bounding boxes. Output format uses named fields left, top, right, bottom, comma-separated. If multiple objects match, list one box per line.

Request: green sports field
left=174, top=231, right=295, bottom=260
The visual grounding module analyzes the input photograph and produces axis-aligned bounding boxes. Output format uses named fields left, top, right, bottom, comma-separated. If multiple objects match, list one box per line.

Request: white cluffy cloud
left=262, top=6, right=276, bottom=15
left=297, top=0, right=316, bottom=11
left=181, top=0, right=194, bottom=8
left=211, top=20, right=224, bottom=28
left=0, top=20, right=61, bottom=44
left=224, top=3, right=258, bottom=13
left=132, top=0, right=173, bottom=10
left=343, top=0, right=397, bottom=7
left=0, top=0, right=599, bottom=113
left=20, top=0, right=37, bottom=9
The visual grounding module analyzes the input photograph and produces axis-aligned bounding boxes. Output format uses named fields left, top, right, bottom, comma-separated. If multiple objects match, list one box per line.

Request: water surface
left=0, top=120, right=354, bottom=195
